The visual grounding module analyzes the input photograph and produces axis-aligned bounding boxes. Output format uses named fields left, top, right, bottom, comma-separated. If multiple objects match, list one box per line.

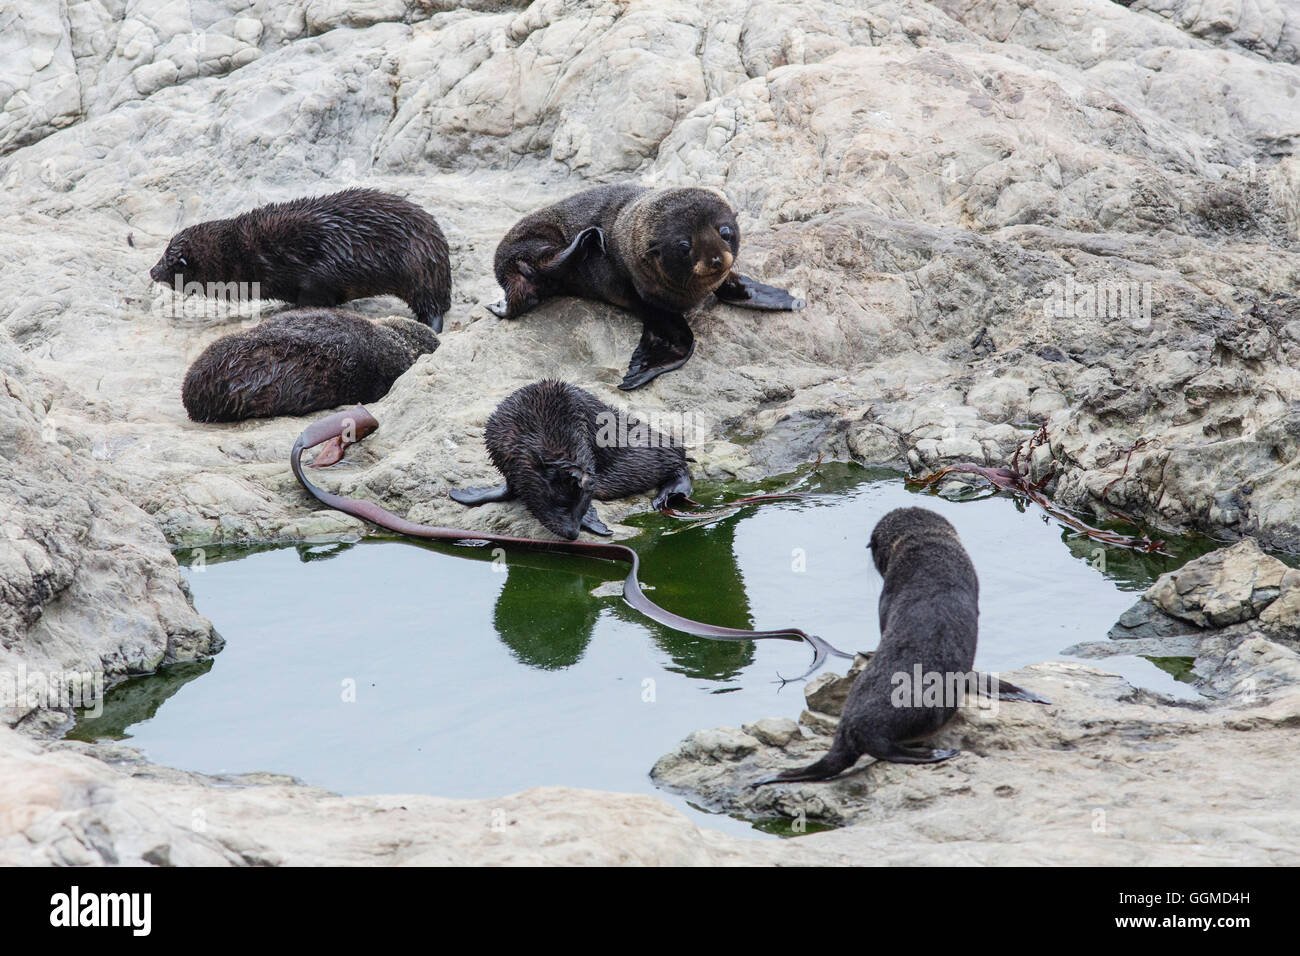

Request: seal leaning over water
left=450, top=379, right=693, bottom=539
left=181, top=308, right=438, bottom=424
left=754, top=507, right=1048, bottom=785
left=488, top=184, right=806, bottom=390
left=150, top=188, right=452, bottom=331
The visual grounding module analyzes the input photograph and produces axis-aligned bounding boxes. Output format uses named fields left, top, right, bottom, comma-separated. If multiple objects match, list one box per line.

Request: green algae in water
left=1144, top=656, right=1199, bottom=684
left=747, top=816, right=838, bottom=838
left=73, top=463, right=1217, bottom=839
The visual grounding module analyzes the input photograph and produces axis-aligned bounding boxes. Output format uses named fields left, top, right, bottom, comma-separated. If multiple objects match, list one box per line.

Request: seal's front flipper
left=715, top=272, right=806, bottom=311
left=449, top=485, right=513, bottom=506
left=652, top=472, right=694, bottom=511
left=875, top=744, right=960, bottom=764
left=543, top=226, right=605, bottom=274
left=976, top=673, right=1052, bottom=704
left=581, top=506, right=612, bottom=536
left=618, top=314, right=695, bottom=391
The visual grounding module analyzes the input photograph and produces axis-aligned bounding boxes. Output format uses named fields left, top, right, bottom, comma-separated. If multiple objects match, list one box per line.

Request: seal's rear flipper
left=542, top=226, right=605, bottom=273
left=581, top=506, right=612, bottom=536
left=652, top=472, right=694, bottom=511
left=486, top=299, right=510, bottom=318
left=715, top=272, right=806, bottom=311
left=449, top=485, right=513, bottom=506
left=751, top=745, right=859, bottom=787
left=618, top=314, right=695, bottom=391
left=975, top=672, right=1052, bottom=704
left=874, top=744, right=960, bottom=764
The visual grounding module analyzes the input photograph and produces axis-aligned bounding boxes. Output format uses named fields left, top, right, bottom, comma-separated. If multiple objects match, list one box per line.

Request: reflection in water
left=296, top=541, right=358, bottom=563
left=492, top=558, right=604, bottom=670
left=85, top=462, right=1233, bottom=840
left=1145, top=656, right=1198, bottom=683
left=67, top=660, right=213, bottom=742
left=613, top=517, right=758, bottom=681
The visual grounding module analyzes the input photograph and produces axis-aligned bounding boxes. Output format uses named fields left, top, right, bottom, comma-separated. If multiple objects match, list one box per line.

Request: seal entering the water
left=488, top=184, right=805, bottom=390
left=755, top=507, right=1048, bottom=785
left=450, top=379, right=694, bottom=540
left=150, top=188, right=452, bottom=331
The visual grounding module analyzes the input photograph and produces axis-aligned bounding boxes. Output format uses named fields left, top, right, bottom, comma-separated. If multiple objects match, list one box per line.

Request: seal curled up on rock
left=450, top=379, right=694, bottom=540
left=150, top=187, right=452, bottom=331
left=181, top=308, right=438, bottom=424
left=756, top=507, right=1047, bottom=785
left=488, top=184, right=805, bottom=390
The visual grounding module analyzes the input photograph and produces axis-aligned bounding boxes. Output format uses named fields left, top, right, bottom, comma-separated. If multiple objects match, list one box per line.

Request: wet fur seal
left=150, top=188, right=452, bottom=331
left=449, top=379, right=693, bottom=540
left=488, top=184, right=805, bottom=390
left=756, top=507, right=1048, bottom=785
left=290, top=406, right=853, bottom=680
left=181, top=308, right=438, bottom=423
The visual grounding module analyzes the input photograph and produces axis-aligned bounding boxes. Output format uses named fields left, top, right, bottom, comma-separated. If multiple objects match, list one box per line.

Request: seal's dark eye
left=677, top=240, right=691, bottom=253
left=177, top=256, right=188, bottom=267
left=719, top=225, right=734, bottom=241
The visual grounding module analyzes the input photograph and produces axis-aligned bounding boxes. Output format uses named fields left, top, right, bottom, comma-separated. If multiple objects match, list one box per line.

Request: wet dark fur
left=493, top=183, right=737, bottom=318
left=769, top=508, right=980, bottom=782
left=458, top=379, right=691, bottom=540
left=182, top=308, right=438, bottom=423
left=151, top=188, right=452, bottom=331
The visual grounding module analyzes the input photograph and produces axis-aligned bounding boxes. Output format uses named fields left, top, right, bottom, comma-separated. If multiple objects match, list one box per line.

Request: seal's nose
left=149, top=263, right=165, bottom=283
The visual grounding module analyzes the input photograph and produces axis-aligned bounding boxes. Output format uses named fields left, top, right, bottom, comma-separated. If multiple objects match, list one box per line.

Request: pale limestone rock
left=1146, top=537, right=1289, bottom=628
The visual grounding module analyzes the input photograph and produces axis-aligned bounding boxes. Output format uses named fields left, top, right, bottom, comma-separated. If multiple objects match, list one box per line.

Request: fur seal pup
left=181, top=308, right=438, bottom=424
left=290, top=406, right=854, bottom=680
left=487, top=184, right=805, bottom=390
left=449, top=379, right=693, bottom=540
left=755, top=507, right=1048, bottom=785
left=150, top=188, right=452, bottom=331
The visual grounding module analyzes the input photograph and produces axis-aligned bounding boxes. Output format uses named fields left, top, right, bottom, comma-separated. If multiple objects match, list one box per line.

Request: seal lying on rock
left=181, top=308, right=438, bottom=424
left=756, top=507, right=1048, bottom=784
left=450, top=379, right=693, bottom=540
left=487, top=184, right=805, bottom=390
left=150, top=188, right=453, bottom=331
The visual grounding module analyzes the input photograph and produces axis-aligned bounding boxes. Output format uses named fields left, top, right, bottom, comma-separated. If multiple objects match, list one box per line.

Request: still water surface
left=70, top=464, right=1215, bottom=837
